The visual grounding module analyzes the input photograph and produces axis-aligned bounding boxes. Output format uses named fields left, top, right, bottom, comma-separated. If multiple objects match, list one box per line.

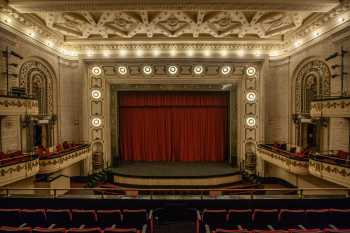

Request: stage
left=110, top=162, right=241, bottom=188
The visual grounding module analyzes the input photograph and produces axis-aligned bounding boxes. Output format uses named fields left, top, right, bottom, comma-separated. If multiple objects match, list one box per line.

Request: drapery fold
left=119, top=92, right=228, bottom=161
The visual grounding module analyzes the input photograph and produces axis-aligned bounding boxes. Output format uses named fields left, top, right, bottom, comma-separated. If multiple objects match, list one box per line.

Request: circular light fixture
left=221, top=66, right=232, bottom=75
left=91, top=66, right=102, bottom=76
left=246, top=117, right=256, bottom=127
left=246, top=92, right=256, bottom=102
left=246, top=66, right=256, bottom=76
left=92, top=118, right=102, bottom=127
left=91, top=90, right=102, bottom=99
left=118, top=66, right=128, bottom=75
left=168, top=65, right=178, bottom=75
left=193, top=65, right=204, bottom=75
left=143, top=65, right=153, bottom=75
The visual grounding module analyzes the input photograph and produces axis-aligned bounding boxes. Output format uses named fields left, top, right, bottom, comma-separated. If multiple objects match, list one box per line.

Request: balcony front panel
left=310, top=97, right=350, bottom=118
left=257, top=146, right=309, bottom=175
left=38, top=145, right=91, bottom=174
left=0, top=96, right=39, bottom=115
left=309, top=159, right=350, bottom=187
left=0, top=158, right=40, bottom=186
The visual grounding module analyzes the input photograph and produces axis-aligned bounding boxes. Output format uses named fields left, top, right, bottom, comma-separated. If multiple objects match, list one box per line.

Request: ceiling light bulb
left=194, top=65, right=204, bottom=75
left=221, top=66, right=232, bottom=75
left=118, top=66, right=128, bottom=75
left=143, top=65, right=153, bottom=75
left=168, top=65, right=178, bottom=75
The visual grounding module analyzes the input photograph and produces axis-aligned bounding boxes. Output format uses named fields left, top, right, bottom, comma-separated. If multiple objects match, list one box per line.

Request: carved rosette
left=309, top=159, right=350, bottom=187
left=0, top=158, right=40, bottom=187
left=257, top=147, right=309, bottom=175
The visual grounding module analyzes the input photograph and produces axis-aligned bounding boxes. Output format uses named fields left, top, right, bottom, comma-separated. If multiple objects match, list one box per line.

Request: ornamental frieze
left=310, top=98, right=350, bottom=118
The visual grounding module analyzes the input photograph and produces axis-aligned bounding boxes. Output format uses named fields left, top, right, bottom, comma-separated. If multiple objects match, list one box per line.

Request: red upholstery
left=324, top=228, right=350, bottom=233
left=0, top=226, right=32, bottom=232
left=32, top=227, right=66, bottom=233
left=66, top=228, right=102, bottom=233
left=103, top=228, right=140, bottom=233
left=288, top=229, right=323, bottom=233
left=213, top=229, right=249, bottom=233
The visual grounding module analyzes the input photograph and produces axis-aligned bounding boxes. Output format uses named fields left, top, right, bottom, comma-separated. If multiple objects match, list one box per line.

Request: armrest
left=142, top=224, right=147, bottom=233
left=48, top=224, right=56, bottom=229
left=267, top=225, right=274, bottom=230
left=19, top=223, right=27, bottom=228
left=205, top=224, right=211, bottom=233
left=298, top=225, right=306, bottom=230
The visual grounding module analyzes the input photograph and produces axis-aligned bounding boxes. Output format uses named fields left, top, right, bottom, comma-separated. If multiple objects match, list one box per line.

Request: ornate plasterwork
left=294, top=59, right=331, bottom=114
left=38, top=145, right=91, bottom=174
left=0, top=96, right=38, bottom=115
left=309, top=159, right=350, bottom=187
left=310, top=97, right=350, bottom=117
left=257, top=146, right=309, bottom=175
left=0, top=157, right=39, bottom=186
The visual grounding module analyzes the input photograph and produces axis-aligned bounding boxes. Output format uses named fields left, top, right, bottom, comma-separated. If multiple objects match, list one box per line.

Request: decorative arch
left=18, top=57, right=57, bottom=115
left=293, top=58, right=331, bottom=114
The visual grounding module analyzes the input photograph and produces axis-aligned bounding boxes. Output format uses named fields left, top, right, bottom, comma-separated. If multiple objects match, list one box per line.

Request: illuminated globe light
left=91, top=66, right=102, bottom=76
left=92, top=118, right=102, bottom=127
left=118, top=66, right=128, bottom=75
left=168, top=65, right=178, bottom=75
left=91, top=90, right=102, bottom=99
left=246, top=92, right=257, bottom=102
left=246, top=66, right=256, bottom=77
left=246, top=117, right=256, bottom=127
left=193, top=65, right=204, bottom=75
left=143, top=65, right=153, bottom=75
left=221, top=66, right=232, bottom=75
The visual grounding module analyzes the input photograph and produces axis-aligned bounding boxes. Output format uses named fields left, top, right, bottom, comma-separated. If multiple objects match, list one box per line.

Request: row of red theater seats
left=0, top=226, right=146, bottom=233
left=197, top=209, right=350, bottom=233
left=212, top=229, right=350, bottom=233
left=0, top=208, right=153, bottom=232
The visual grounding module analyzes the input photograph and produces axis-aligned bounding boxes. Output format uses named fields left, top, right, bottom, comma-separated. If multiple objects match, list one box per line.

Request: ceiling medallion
left=168, top=65, right=178, bottom=75
left=91, top=66, right=102, bottom=76
left=221, top=66, right=232, bottom=75
left=91, top=90, right=102, bottom=99
left=246, top=66, right=257, bottom=76
left=246, top=92, right=256, bottom=102
left=118, top=66, right=128, bottom=75
left=92, top=118, right=102, bottom=127
left=143, top=65, right=153, bottom=75
left=246, top=117, right=256, bottom=127
left=194, top=65, right=204, bottom=75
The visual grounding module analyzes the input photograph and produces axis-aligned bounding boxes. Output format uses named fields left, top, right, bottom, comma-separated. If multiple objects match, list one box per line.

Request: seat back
left=214, top=229, right=249, bottom=233
left=71, top=210, right=97, bottom=227
left=103, top=228, right=139, bottom=233
left=0, top=209, right=23, bottom=227
left=287, top=229, right=323, bottom=233
left=227, top=209, right=252, bottom=228
left=0, top=226, right=32, bottom=232
left=96, top=209, right=122, bottom=228
left=202, top=209, right=227, bottom=229
left=252, top=209, right=279, bottom=229
left=46, top=209, right=72, bottom=228
left=66, top=228, right=102, bottom=233
left=305, top=209, right=329, bottom=228
left=21, top=209, right=47, bottom=227
left=32, top=227, right=66, bottom=233
left=278, top=209, right=305, bottom=228
left=122, top=209, right=148, bottom=229
left=328, top=209, right=350, bottom=228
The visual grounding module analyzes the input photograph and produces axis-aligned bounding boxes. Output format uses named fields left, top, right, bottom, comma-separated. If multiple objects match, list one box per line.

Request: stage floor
left=110, top=161, right=239, bottom=178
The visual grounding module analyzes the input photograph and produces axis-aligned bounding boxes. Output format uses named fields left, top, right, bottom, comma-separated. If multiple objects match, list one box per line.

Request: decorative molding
left=309, top=159, right=350, bottom=187
left=0, top=157, right=39, bottom=186
left=0, top=96, right=39, bottom=115
left=257, top=146, right=309, bottom=175
left=38, top=146, right=91, bottom=174
left=311, top=97, right=350, bottom=118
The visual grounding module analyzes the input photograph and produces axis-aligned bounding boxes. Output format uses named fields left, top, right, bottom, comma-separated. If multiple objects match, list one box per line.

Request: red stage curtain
left=119, top=92, right=228, bottom=161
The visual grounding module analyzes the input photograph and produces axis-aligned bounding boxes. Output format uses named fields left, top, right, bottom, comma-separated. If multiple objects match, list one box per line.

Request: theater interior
left=0, top=0, right=350, bottom=232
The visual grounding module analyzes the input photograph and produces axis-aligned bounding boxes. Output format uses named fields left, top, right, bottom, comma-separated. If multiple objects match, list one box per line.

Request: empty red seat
left=328, top=209, right=350, bottom=228
left=227, top=209, right=252, bottom=229
left=202, top=209, right=227, bottom=230
left=305, top=209, right=329, bottom=228
left=103, top=227, right=140, bottom=233
left=66, top=228, right=102, bottom=233
left=96, top=209, right=122, bottom=228
left=279, top=209, right=305, bottom=229
left=46, top=209, right=72, bottom=228
left=252, top=209, right=279, bottom=229
left=32, top=227, right=66, bottom=233
left=122, top=209, right=148, bottom=230
left=71, top=210, right=97, bottom=228
left=0, top=226, right=32, bottom=232
left=0, top=209, right=23, bottom=227
left=21, top=209, right=47, bottom=227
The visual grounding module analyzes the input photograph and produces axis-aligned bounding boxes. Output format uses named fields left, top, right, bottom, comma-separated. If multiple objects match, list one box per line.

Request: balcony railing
left=38, top=144, right=91, bottom=174
left=0, top=95, right=39, bottom=115
left=309, top=153, right=350, bottom=187
left=257, top=144, right=309, bottom=175
left=0, top=155, right=39, bottom=186
left=310, top=96, right=350, bottom=118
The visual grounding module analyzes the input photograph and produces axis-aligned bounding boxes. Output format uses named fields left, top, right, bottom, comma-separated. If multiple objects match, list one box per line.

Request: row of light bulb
left=92, top=65, right=257, bottom=77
